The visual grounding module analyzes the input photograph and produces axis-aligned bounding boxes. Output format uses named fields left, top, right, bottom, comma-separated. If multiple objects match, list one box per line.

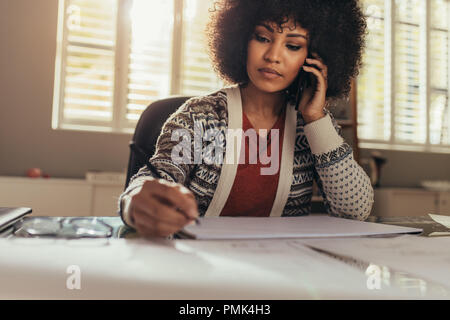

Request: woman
left=119, top=0, right=374, bottom=237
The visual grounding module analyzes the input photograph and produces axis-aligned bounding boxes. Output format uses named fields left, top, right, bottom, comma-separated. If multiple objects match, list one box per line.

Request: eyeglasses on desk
left=13, top=217, right=113, bottom=239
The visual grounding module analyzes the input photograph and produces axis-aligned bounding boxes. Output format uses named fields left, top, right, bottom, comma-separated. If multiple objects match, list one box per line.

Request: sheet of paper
left=0, top=207, right=31, bottom=231
left=302, top=235, right=450, bottom=290
left=174, top=239, right=418, bottom=299
left=429, top=214, right=450, bottom=229
left=180, top=214, right=422, bottom=240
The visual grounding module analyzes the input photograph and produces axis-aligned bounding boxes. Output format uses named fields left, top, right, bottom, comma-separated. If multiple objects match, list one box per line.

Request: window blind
left=430, top=0, right=449, bottom=145
left=358, top=0, right=450, bottom=151
left=394, top=0, right=425, bottom=144
left=125, top=0, right=174, bottom=122
left=54, top=0, right=225, bottom=132
left=61, top=0, right=118, bottom=124
left=358, top=0, right=388, bottom=141
left=180, top=0, right=223, bottom=96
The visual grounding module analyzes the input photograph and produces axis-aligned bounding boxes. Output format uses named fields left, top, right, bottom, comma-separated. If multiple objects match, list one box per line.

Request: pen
left=129, top=142, right=201, bottom=226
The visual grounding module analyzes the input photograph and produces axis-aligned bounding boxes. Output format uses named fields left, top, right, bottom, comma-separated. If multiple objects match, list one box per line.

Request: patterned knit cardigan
left=119, top=86, right=374, bottom=224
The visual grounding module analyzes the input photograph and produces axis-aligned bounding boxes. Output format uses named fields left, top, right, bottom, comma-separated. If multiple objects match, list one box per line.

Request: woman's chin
left=252, top=81, right=287, bottom=94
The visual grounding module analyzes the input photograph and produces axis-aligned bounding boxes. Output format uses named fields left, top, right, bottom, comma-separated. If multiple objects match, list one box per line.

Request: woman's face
left=246, top=19, right=309, bottom=94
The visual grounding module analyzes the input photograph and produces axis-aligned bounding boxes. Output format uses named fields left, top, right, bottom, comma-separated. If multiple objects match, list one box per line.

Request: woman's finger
left=305, top=57, right=326, bottom=72
left=133, top=203, right=193, bottom=234
left=302, top=65, right=327, bottom=92
left=134, top=216, right=183, bottom=238
left=141, top=180, right=199, bottom=219
left=305, top=58, right=328, bottom=80
left=310, top=52, right=323, bottom=61
left=133, top=194, right=192, bottom=226
left=308, top=52, right=328, bottom=77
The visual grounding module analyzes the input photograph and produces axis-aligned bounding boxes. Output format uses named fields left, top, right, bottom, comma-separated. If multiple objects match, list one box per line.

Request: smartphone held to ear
left=284, top=51, right=318, bottom=109
left=294, top=66, right=312, bottom=109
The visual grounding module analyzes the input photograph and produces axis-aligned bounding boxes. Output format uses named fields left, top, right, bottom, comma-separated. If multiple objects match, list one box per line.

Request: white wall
left=0, top=0, right=131, bottom=180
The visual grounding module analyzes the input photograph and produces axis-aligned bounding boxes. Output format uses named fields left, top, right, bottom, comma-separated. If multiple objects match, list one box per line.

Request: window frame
left=358, top=0, right=450, bottom=154
left=52, top=0, right=186, bottom=134
left=53, top=0, right=450, bottom=151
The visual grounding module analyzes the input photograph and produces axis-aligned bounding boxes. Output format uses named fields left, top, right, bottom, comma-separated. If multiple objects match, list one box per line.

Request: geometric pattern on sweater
left=121, top=88, right=374, bottom=221
left=313, top=142, right=353, bottom=169
left=283, top=193, right=312, bottom=216
left=315, top=153, right=374, bottom=220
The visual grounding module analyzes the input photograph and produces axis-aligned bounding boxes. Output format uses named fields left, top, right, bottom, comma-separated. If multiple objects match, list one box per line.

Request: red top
left=220, top=109, right=286, bottom=217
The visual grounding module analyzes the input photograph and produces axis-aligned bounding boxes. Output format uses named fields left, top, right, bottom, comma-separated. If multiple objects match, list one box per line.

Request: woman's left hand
left=297, top=52, right=329, bottom=124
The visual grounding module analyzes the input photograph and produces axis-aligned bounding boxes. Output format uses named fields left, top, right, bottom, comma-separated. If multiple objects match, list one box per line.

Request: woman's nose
left=263, top=44, right=282, bottom=63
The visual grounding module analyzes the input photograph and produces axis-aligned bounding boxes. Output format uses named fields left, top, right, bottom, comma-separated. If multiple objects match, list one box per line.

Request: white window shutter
left=359, top=0, right=450, bottom=151
left=54, top=0, right=224, bottom=133
left=180, top=0, right=223, bottom=96
left=358, top=0, right=389, bottom=141
left=429, top=0, right=449, bottom=145
left=124, top=0, right=174, bottom=123
left=57, top=0, right=118, bottom=127
left=394, top=0, right=426, bottom=144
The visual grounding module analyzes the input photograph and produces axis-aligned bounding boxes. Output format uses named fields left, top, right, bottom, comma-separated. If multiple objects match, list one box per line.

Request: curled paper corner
left=428, top=214, right=450, bottom=229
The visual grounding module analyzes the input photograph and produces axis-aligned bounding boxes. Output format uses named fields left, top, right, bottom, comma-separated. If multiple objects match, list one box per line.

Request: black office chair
left=125, top=96, right=192, bottom=190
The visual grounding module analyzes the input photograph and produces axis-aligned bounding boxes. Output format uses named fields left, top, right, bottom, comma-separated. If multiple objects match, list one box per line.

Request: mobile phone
left=293, top=54, right=313, bottom=109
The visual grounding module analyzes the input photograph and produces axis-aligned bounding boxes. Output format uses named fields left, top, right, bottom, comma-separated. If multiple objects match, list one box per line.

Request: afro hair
left=206, top=0, right=367, bottom=99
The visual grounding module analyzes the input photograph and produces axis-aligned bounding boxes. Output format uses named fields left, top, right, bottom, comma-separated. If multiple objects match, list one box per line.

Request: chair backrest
left=125, top=96, right=192, bottom=189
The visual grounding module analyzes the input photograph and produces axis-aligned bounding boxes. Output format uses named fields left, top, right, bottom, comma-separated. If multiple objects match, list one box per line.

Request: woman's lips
left=258, top=68, right=282, bottom=79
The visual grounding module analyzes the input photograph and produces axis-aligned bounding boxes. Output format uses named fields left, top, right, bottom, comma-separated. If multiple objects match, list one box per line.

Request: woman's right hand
left=128, top=179, right=199, bottom=238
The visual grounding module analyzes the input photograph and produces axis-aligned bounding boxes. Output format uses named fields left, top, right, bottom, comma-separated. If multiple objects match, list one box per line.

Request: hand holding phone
left=295, top=52, right=329, bottom=123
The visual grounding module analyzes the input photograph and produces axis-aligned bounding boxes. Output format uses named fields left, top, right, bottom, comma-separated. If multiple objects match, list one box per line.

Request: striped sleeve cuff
left=119, top=187, right=140, bottom=229
left=303, top=114, right=343, bottom=155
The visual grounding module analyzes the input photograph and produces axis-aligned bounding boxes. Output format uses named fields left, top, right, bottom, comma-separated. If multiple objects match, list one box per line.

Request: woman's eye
left=287, top=44, right=301, bottom=51
left=255, top=34, right=269, bottom=43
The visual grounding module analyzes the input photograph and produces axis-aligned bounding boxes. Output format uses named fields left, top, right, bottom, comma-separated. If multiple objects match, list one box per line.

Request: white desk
left=0, top=236, right=446, bottom=299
